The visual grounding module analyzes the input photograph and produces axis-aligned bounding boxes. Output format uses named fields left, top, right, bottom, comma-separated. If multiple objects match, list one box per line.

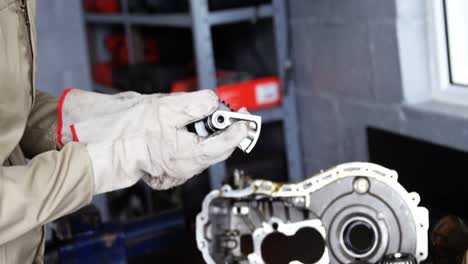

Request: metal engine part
left=196, top=162, right=429, bottom=263
left=193, top=103, right=261, bottom=153
left=379, top=252, right=417, bottom=264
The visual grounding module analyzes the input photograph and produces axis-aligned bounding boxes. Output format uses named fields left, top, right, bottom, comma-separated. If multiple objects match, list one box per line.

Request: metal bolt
left=293, top=197, right=305, bottom=206
left=222, top=239, right=237, bottom=249
left=353, top=177, right=370, bottom=194
left=261, top=181, right=273, bottom=191
left=377, top=212, right=385, bottom=220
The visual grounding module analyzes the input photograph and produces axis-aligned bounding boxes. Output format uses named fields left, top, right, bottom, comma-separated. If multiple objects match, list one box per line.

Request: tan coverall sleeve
left=1, top=90, right=95, bottom=244
left=0, top=142, right=95, bottom=244
left=20, top=90, right=60, bottom=158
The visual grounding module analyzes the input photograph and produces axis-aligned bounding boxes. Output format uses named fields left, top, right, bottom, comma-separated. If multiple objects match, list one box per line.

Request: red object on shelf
left=105, top=33, right=160, bottom=65
left=106, top=33, right=129, bottom=65
left=216, top=77, right=282, bottom=111
left=83, top=0, right=120, bottom=13
left=171, top=75, right=282, bottom=111
left=144, top=37, right=160, bottom=64
left=93, top=63, right=113, bottom=87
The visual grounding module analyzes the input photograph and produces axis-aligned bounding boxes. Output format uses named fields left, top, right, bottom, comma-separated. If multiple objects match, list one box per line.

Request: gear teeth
left=219, top=100, right=233, bottom=111
left=379, top=253, right=417, bottom=264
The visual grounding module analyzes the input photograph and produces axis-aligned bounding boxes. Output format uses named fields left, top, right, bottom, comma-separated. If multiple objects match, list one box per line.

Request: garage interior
left=34, top=0, right=468, bottom=263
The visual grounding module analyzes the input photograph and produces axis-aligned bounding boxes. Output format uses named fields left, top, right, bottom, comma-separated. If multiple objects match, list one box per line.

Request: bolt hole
left=343, top=219, right=377, bottom=256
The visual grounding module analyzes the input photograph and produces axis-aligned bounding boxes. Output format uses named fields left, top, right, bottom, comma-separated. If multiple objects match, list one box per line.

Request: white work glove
left=57, top=88, right=144, bottom=147
left=58, top=89, right=248, bottom=194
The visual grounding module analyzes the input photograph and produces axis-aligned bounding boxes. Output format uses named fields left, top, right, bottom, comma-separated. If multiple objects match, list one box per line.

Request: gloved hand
left=58, top=89, right=248, bottom=194
left=57, top=88, right=144, bottom=147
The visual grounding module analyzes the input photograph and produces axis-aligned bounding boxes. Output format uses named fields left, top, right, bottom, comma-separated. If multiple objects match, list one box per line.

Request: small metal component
left=353, top=177, right=370, bottom=194
left=193, top=101, right=232, bottom=137
left=379, top=252, right=417, bottom=264
left=193, top=102, right=262, bottom=153
left=232, top=206, right=250, bottom=215
left=193, top=103, right=262, bottom=153
left=292, top=196, right=306, bottom=207
left=194, top=102, right=262, bottom=153
left=222, top=239, right=238, bottom=249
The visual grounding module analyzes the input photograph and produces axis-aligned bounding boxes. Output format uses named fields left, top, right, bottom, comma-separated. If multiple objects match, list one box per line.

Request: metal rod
left=208, top=4, right=273, bottom=26
left=190, top=0, right=224, bottom=188
left=273, top=0, right=304, bottom=182
left=189, top=0, right=217, bottom=90
left=272, top=0, right=291, bottom=95
left=120, top=0, right=135, bottom=64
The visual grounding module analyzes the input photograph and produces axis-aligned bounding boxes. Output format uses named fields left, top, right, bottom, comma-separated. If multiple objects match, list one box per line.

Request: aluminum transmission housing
left=196, top=162, right=429, bottom=263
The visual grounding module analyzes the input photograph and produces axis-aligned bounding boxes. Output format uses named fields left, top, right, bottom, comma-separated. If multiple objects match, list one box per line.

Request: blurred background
left=36, top=0, right=468, bottom=263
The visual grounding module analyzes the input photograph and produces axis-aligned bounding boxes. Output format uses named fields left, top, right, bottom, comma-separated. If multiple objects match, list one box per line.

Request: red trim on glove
left=57, top=88, right=73, bottom=148
left=70, top=124, right=80, bottom=142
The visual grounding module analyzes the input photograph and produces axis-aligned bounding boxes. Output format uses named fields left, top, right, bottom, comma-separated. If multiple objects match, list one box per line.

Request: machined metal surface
left=379, top=252, right=417, bottom=264
left=196, top=162, right=429, bottom=263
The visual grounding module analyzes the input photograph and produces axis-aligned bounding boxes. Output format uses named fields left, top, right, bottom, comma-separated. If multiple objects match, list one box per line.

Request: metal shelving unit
left=84, top=0, right=303, bottom=187
left=86, top=4, right=273, bottom=27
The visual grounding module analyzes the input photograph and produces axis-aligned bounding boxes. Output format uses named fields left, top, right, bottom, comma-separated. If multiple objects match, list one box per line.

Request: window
left=428, top=0, right=468, bottom=105
left=445, top=0, right=468, bottom=86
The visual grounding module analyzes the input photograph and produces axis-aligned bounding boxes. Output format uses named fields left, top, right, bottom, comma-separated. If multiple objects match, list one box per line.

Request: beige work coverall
left=0, top=0, right=95, bottom=263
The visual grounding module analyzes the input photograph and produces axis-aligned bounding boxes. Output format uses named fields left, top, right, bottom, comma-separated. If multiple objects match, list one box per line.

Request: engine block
left=196, top=162, right=429, bottom=263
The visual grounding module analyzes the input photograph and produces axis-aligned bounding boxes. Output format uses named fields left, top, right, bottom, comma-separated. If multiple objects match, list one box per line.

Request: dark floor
left=129, top=230, right=205, bottom=264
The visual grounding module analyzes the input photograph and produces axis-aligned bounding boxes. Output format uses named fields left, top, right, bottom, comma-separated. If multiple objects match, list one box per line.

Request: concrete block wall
left=35, top=0, right=91, bottom=96
left=290, top=0, right=402, bottom=176
left=290, top=0, right=468, bottom=177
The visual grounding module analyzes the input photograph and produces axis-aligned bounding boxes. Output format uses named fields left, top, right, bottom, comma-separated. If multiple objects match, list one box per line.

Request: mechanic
left=0, top=1, right=248, bottom=263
